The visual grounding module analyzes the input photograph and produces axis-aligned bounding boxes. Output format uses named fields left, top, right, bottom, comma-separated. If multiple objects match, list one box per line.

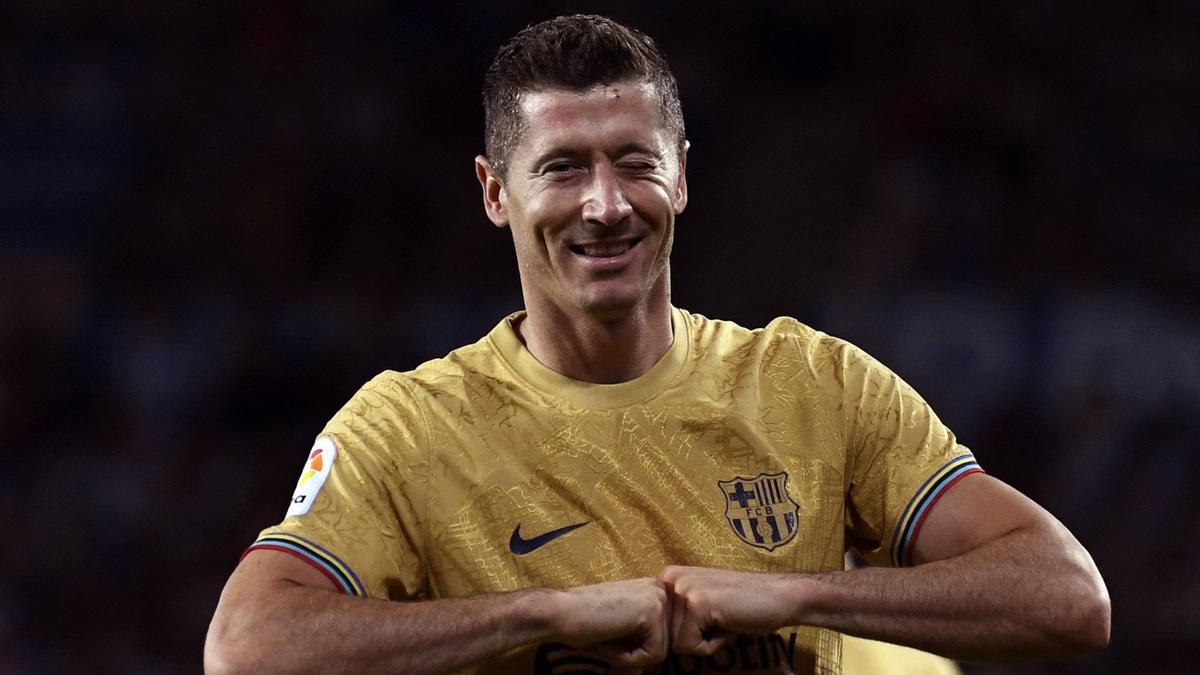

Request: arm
left=662, top=473, right=1110, bottom=662
left=205, top=549, right=668, bottom=674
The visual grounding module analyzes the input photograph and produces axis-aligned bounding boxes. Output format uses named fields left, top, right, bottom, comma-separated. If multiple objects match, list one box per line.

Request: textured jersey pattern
left=248, top=307, right=978, bottom=674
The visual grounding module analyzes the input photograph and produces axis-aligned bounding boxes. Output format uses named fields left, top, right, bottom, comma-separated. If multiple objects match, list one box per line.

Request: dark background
left=2, top=1, right=1197, bottom=672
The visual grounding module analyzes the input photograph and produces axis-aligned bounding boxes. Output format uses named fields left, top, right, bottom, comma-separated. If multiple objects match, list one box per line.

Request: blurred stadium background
left=2, top=1, right=1196, bottom=672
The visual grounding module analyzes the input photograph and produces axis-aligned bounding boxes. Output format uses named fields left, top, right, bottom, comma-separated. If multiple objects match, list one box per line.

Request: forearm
left=205, top=581, right=555, bottom=674
left=794, top=525, right=1110, bottom=661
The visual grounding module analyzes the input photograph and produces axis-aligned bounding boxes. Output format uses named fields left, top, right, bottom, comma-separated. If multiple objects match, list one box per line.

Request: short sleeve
left=833, top=339, right=983, bottom=567
left=245, top=373, right=430, bottom=600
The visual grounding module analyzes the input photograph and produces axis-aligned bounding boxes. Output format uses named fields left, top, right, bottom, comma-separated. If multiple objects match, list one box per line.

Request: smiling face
left=476, top=80, right=688, bottom=321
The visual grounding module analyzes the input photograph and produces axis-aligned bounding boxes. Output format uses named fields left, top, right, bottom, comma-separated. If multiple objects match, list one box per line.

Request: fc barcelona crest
left=718, top=472, right=799, bottom=552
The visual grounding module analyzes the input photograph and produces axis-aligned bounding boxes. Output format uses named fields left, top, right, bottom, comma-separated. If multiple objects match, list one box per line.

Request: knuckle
left=628, top=652, right=656, bottom=668
left=611, top=648, right=652, bottom=669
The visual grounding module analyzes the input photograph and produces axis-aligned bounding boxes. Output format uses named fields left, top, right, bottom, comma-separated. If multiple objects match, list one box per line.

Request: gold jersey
left=840, top=637, right=962, bottom=675
left=249, top=307, right=980, bottom=674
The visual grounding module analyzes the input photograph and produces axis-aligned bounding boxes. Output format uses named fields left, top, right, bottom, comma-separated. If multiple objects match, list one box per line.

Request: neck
left=517, top=286, right=674, bottom=385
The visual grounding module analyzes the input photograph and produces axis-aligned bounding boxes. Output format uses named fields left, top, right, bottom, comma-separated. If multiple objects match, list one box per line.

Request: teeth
left=579, top=241, right=634, bottom=256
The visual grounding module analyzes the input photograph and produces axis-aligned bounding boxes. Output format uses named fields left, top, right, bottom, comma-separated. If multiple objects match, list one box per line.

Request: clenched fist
left=547, top=577, right=671, bottom=670
left=659, top=566, right=801, bottom=656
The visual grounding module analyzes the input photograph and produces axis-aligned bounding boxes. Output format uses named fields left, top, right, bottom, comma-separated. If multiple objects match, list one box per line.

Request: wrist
left=782, top=573, right=821, bottom=626
left=509, top=587, right=565, bottom=644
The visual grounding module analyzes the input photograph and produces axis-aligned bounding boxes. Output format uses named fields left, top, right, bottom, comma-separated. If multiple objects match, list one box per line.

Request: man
left=205, top=15, right=1109, bottom=674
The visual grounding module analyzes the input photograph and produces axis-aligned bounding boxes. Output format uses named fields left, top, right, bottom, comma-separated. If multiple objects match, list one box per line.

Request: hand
left=659, top=566, right=799, bottom=656
left=548, top=577, right=670, bottom=671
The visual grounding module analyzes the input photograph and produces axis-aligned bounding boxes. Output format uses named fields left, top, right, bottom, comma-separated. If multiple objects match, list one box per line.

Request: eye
left=619, top=160, right=657, bottom=174
left=543, top=162, right=579, bottom=176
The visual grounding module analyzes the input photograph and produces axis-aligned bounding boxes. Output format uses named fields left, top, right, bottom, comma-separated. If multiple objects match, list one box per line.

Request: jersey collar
left=488, top=306, right=691, bottom=409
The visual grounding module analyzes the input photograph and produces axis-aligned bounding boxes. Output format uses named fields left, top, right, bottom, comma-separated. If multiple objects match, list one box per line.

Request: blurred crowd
left=1, top=2, right=1196, bottom=673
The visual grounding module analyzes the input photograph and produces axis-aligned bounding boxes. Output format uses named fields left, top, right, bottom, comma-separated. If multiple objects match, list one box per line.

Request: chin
left=572, top=288, right=644, bottom=319
left=579, top=299, right=639, bottom=320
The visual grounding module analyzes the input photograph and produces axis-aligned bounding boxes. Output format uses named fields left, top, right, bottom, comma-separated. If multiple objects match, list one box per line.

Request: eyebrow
left=528, top=146, right=585, bottom=169
left=528, top=142, right=664, bottom=170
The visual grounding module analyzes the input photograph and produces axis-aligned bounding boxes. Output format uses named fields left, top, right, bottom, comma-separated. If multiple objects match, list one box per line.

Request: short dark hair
left=483, top=14, right=686, bottom=178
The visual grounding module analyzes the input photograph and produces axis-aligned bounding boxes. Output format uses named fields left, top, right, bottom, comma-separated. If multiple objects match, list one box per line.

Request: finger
left=592, top=640, right=628, bottom=665
left=662, top=576, right=681, bottom=648
left=595, top=641, right=654, bottom=671
left=673, top=596, right=710, bottom=655
left=659, top=565, right=679, bottom=587
left=644, top=599, right=669, bottom=663
left=669, top=589, right=686, bottom=651
left=693, top=627, right=734, bottom=657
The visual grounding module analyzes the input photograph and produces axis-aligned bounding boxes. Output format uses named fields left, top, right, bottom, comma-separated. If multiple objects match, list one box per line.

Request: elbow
left=1056, top=570, right=1112, bottom=655
left=203, top=641, right=235, bottom=675
left=203, top=624, right=237, bottom=675
left=1075, top=583, right=1112, bottom=653
left=204, top=613, right=258, bottom=675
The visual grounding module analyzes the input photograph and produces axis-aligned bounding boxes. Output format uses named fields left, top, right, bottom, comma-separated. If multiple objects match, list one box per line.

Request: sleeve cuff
left=888, top=455, right=984, bottom=567
left=244, top=531, right=367, bottom=596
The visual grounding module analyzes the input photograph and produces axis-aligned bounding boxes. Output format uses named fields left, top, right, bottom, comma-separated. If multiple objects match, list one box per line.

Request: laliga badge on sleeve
left=286, top=435, right=337, bottom=517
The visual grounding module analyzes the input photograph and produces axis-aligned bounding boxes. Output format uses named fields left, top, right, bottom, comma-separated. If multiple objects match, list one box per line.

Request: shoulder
left=677, top=310, right=892, bottom=409
left=403, top=330, right=513, bottom=398
left=362, top=325, right=530, bottom=426
left=319, top=331, right=491, bottom=420
left=680, top=309, right=849, bottom=369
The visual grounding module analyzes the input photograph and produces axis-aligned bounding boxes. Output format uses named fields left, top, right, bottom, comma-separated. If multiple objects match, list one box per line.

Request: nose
left=581, top=163, right=633, bottom=227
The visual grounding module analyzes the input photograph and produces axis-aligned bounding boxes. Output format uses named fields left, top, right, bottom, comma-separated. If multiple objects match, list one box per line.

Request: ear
left=475, top=155, right=509, bottom=228
left=673, top=141, right=689, bottom=215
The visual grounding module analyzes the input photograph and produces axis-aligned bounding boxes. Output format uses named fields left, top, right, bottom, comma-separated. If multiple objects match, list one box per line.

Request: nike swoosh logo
left=509, top=521, right=590, bottom=555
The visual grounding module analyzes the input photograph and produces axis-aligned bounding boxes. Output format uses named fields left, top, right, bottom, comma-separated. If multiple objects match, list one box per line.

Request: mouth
left=568, top=237, right=643, bottom=259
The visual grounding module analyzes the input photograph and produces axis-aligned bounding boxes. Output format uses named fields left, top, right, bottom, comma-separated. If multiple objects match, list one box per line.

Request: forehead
left=514, top=81, right=670, bottom=157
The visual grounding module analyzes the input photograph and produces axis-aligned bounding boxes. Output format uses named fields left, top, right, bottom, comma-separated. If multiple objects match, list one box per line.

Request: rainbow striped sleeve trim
left=244, top=532, right=366, bottom=597
left=889, top=454, right=984, bottom=567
